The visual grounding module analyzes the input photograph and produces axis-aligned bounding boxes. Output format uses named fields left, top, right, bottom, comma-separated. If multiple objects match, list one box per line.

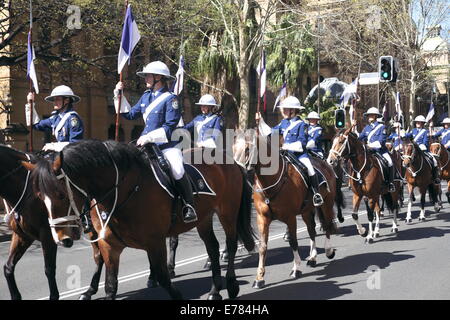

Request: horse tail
left=331, top=161, right=346, bottom=223
left=236, top=165, right=256, bottom=252
left=316, top=206, right=337, bottom=235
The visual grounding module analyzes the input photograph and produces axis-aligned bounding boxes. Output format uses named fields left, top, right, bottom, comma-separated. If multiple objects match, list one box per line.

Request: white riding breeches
left=162, top=147, right=185, bottom=180
left=299, top=157, right=316, bottom=176
left=382, top=152, right=393, bottom=167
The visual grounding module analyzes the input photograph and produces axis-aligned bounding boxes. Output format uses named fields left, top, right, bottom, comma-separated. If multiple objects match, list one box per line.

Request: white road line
left=38, top=212, right=363, bottom=300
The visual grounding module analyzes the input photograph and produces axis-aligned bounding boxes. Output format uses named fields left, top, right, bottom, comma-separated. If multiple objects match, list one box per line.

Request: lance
left=28, top=0, right=34, bottom=152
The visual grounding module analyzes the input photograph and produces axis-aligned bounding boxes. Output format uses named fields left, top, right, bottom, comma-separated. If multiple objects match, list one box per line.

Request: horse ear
left=53, top=155, right=62, bottom=172
left=21, top=161, right=36, bottom=171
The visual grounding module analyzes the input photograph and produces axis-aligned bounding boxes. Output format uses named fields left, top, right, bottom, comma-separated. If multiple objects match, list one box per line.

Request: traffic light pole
left=377, top=34, right=380, bottom=111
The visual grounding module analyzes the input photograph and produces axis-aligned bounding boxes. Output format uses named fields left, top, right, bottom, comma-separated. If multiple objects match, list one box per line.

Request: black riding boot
left=388, top=166, right=396, bottom=192
left=175, top=173, right=198, bottom=223
left=310, top=174, right=324, bottom=207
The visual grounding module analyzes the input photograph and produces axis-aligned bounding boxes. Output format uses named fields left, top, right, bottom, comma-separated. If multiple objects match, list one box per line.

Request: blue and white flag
left=117, top=5, right=141, bottom=74
left=27, top=31, right=39, bottom=94
left=172, top=55, right=185, bottom=95
left=340, top=78, right=358, bottom=107
left=425, top=102, right=435, bottom=123
left=257, top=51, right=266, bottom=98
left=273, top=81, right=287, bottom=111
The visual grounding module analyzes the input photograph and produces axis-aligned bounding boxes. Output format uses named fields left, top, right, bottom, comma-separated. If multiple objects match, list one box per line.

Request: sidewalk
left=0, top=214, right=12, bottom=242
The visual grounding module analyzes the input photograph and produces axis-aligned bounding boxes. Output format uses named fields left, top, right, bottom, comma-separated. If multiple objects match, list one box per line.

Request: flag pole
left=115, top=0, right=129, bottom=142
left=256, top=46, right=262, bottom=127
left=28, top=0, right=33, bottom=152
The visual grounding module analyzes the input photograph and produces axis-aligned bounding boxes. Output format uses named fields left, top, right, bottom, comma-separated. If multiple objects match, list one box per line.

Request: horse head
left=429, top=136, right=442, bottom=158
left=401, top=137, right=420, bottom=167
left=327, top=128, right=358, bottom=166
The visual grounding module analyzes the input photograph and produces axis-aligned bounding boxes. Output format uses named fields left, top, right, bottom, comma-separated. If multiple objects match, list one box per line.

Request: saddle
left=143, top=144, right=216, bottom=199
left=372, top=152, right=390, bottom=180
left=281, top=151, right=329, bottom=191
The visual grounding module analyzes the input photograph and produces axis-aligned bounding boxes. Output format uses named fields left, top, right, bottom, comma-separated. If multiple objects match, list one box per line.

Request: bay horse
left=23, top=140, right=254, bottom=300
left=0, top=144, right=112, bottom=300
left=327, top=128, right=402, bottom=243
left=430, top=138, right=450, bottom=203
left=402, top=137, right=441, bottom=222
left=234, top=131, right=341, bottom=289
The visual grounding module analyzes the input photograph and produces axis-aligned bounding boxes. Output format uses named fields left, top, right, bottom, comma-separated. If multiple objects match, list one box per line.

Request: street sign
left=358, top=72, right=379, bottom=85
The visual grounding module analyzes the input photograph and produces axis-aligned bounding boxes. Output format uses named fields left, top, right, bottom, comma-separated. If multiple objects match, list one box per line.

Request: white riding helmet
left=136, top=61, right=175, bottom=79
left=195, top=94, right=220, bottom=106
left=45, top=85, right=80, bottom=104
left=277, top=96, right=305, bottom=109
left=364, top=107, right=381, bottom=116
left=306, top=111, right=321, bottom=120
left=414, top=115, right=426, bottom=123
left=442, top=118, right=450, bottom=124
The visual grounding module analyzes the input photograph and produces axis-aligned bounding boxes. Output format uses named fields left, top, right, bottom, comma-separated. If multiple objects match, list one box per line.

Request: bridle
left=329, top=134, right=367, bottom=182
left=48, top=142, right=120, bottom=242
left=401, top=143, right=424, bottom=177
left=431, top=142, right=450, bottom=170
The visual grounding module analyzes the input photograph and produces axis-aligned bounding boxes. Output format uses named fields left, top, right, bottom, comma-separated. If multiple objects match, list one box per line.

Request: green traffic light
left=383, top=72, right=389, bottom=79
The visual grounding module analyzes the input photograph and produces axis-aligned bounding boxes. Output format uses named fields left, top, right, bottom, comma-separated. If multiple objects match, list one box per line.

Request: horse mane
left=31, top=140, right=147, bottom=198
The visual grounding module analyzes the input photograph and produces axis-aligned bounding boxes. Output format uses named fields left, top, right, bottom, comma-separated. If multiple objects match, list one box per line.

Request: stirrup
left=182, top=204, right=198, bottom=223
left=313, top=193, right=324, bottom=207
left=389, top=183, right=396, bottom=192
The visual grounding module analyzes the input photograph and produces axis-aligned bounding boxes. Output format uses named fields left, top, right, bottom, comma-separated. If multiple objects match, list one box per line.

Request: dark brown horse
left=327, top=128, right=402, bottom=242
left=23, top=140, right=254, bottom=300
left=0, top=145, right=117, bottom=300
left=430, top=138, right=450, bottom=203
left=234, top=131, right=341, bottom=289
left=402, top=137, right=441, bottom=222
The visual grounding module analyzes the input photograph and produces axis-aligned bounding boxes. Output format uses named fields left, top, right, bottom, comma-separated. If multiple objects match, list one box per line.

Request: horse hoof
left=338, top=216, right=345, bottom=223
left=392, top=228, right=398, bottom=233
left=207, top=293, right=222, bottom=301
left=220, top=252, right=229, bottom=262
left=147, top=278, right=159, bottom=288
left=326, top=250, right=336, bottom=260
left=406, top=218, right=412, bottom=224
left=203, top=261, right=211, bottom=270
left=79, top=294, right=91, bottom=300
left=289, top=270, right=301, bottom=279
left=252, top=280, right=265, bottom=289
left=306, top=259, right=317, bottom=267
left=365, top=238, right=374, bottom=244
left=361, top=229, right=369, bottom=238
left=283, top=233, right=291, bottom=242
left=169, top=270, right=176, bottom=279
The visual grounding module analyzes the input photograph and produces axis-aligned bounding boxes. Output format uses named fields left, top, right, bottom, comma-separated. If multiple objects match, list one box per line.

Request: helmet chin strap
left=149, top=75, right=162, bottom=91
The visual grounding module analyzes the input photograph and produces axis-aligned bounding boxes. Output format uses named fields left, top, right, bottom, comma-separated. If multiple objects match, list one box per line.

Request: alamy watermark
left=66, top=265, right=81, bottom=290
left=365, top=265, right=381, bottom=290
left=67, top=5, right=82, bottom=30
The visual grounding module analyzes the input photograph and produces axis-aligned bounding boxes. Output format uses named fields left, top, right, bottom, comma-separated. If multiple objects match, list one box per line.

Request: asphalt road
left=1, top=184, right=450, bottom=300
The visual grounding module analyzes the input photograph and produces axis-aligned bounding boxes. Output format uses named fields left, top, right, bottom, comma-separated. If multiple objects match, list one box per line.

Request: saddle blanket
left=282, top=152, right=329, bottom=192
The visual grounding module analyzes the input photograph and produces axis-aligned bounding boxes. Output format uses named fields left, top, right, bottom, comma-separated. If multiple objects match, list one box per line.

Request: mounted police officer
left=114, top=60, right=197, bottom=223
left=256, top=96, right=324, bottom=207
left=26, top=85, right=84, bottom=151
left=184, top=94, right=224, bottom=148
left=352, top=107, right=396, bottom=192
left=402, top=115, right=440, bottom=184
left=387, top=122, right=403, bottom=152
left=305, top=111, right=324, bottom=159
left=433, top=118, right=450, bottom=150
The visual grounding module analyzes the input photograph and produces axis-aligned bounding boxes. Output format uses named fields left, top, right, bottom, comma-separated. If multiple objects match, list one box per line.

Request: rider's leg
left=429, top=153, right=441, bottom=185
left=299, top=154, right=324, bottom=207
left=382, top=152, right=396, bottom=192
left=162, top=148, right=197, bottom=223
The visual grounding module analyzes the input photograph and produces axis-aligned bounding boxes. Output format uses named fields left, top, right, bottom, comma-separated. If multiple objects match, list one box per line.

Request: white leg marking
left=292, top=249, right=302, bottom=271
left=307, top=240, right=317, bottom=261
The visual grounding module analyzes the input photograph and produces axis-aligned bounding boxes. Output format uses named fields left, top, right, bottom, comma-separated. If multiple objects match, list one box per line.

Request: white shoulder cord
left=3, top=154, right=32, bottom=223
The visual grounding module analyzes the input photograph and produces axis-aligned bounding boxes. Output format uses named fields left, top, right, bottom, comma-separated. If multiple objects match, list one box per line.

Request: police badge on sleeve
left=71, top=117, right=79, bottom=127
left=172, top=99, right=179, bottom=109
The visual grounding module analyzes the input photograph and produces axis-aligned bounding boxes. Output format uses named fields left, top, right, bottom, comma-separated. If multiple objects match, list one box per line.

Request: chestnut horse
left=430, top=138, right=450, bottom=203
left=401, top=137, right=441, bottom=222
left=234, top=132, right=340, bottom=289
left=24, top=140, right=254, bottom=300
left=327, top=128, right=402, bottom=243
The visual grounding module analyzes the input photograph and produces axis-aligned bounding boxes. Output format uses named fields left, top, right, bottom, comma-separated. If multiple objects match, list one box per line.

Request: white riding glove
left=25, top=103, right=41, bottom=126
left=42, top=142, right=69, bottom=152
left=113, top=89, right=131, bottom=114
left=419, top=144, right=427, bottom=151
left=136, top=128, right=168, bottom=146
left=306, top=140, right=316, bottom=150
left=368, top=141, right=382, bottom=149
left=282, top=141, right=303, bottom=152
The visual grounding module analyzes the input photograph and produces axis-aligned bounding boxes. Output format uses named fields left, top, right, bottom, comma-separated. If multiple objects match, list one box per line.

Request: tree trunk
left=238, top=68, right=250, bottom=129
left=408, top=66, right=416, bottom=128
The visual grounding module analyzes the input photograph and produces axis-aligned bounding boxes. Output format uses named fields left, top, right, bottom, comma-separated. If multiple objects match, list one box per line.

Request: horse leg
left=406, top=184, right=414, bottom=223
left=196, top=223, right=222, bottom=300
left=4, top=232, right=33, bottom=300
left=446, top=180, right=450, bottom=204
left=167, top=236, right=178, bottom=278
left=303, top=210, right=317, bottom=267
left=40, top=230, right=59, bottom=300
left=286, top=216, right=302, bottom=279
left=352, top=194, right=368, bottom=237
left=364, top=198, right=375, bottom=244
left=379, top=197, right=385, bottom=217
left=419, top=188, right=427, bottom=221
left=373, top=200, right=381, bottom=238
left=99, top=242, right=123, bottom=300
left=253, top=213, right=271, bottom=289
left=79, top=240, right=104, bottom=300
left=147, top=239, right=183, bottom=300
left=146, top=253, right=159, bottom=288
left=224, top=235, right=239, bottom=299
left=392, top=204, right=399, bottom=233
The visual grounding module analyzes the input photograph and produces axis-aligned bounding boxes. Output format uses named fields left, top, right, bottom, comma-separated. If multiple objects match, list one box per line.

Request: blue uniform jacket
left=33, top=107, right=84, bottom=142
left=121, top=87, right=180, bottom=149
left=405, top=128, right=429, bottom=150
left=271, top=116, right=309, bottom=159
left=184, top=113, right=224, bottom=144
left=307, top=125, right=324, bottom=154
left=433, top=128, right=450, bottom=148
left=388, top=132, right=402, bottom=149
left=358, top=121, right=387, bottom=153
